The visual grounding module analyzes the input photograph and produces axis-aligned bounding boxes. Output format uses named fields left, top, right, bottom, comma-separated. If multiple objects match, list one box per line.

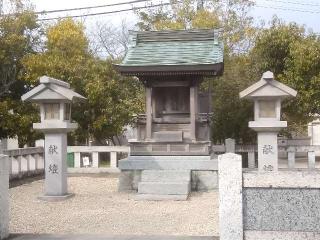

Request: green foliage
left=3, top=1, right=320, bottom=146
left=0, top=1, right=41, bottom=146
left=212, top=56, right=256, bottom=144
left=22, top=18, right=90, bottom=93
left=82, top=60, right=143, bottom=143
left=136, top=0, right=257, bottom=143
left=23, top=18, right=143, bottom=144
left=250, top=18, right=305, bottom=76
left=137, top=0, right=256, bottom=53
left=250, top=17, right=320, bottom=135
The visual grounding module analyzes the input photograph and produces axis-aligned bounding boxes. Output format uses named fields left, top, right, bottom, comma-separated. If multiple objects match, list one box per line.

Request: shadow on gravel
left=9, top=173, right=120, bottom=188
left=9, top=174, right=44, bottom=188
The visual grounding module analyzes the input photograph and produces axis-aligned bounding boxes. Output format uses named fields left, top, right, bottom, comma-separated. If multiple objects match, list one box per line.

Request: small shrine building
left=115, top=29, right=223, bottom=154
left=114, top=29, right=224, bottom=199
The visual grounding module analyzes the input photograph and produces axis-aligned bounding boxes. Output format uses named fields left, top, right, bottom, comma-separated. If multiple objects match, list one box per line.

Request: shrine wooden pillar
left=190, top=84, right=198, bottom=141
left=146, top=86, right=152, bottom=140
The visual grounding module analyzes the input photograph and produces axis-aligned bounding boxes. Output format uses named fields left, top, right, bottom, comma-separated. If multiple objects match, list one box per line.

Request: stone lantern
left=21, top=76, right=86, bottom=200
left=240, top=71, right=297, bottom=171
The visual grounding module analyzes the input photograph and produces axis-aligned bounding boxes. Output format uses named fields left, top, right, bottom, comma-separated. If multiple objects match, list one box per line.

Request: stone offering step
left=127, top=155, right=211, bottom=161
left=138, top=182, right=191, bottom=195
left=141, top=170, right=191, bottom=182
left=135, top=194, right=188, bottom=201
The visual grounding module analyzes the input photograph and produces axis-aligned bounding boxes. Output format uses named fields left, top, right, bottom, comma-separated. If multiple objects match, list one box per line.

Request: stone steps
left=137, top=170, right=191, bottom=201
left=127, top=156, right=211, bottom=161
left=138, top=182, right=191, bottom=195
left=135, top=194, right=188, bottom=201
left=141, top=170, right=191, bottom=182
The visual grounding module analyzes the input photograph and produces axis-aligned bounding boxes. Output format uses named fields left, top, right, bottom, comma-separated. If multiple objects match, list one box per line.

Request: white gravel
left=10, top=176, right=219, bottom=236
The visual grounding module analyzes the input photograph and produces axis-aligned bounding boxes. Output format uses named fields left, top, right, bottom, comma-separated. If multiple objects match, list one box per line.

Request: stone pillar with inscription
left=240, top=71, right=297, bottom=172
left=21, top=76, right=86, bottom=200
left=44, top=133, right=68, bottom=196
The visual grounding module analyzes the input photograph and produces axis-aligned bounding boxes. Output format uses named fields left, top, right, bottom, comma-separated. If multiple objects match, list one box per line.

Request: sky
left=4, top=0, right=318, bottom=34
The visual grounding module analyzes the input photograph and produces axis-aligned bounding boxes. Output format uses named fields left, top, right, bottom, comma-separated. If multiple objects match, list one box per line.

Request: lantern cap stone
left=21, top=75, right=86, bottom=102
left=239, top=71, right=297, bottom=99
left=39, top=76, right=70, bottom=88
left=262, top=71, right=274, bottom=80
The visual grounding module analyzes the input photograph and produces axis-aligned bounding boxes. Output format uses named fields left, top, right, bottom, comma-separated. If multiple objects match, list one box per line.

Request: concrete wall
left=218, top=153, right=320, bottom=240
left=0, top=155, right=9, bottom=239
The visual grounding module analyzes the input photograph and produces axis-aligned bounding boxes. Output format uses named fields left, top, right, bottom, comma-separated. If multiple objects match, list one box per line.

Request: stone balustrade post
left=17, top=155, right=22, bottom=177
left=248, top=151, right=255, bottom=169
left=308, top=151, right=316, bottom=169
left=26, top=154, right=31, bottom=175
left=74, top=152, right=81, bottom=168
left=0, top=155, right=9, bottom=239
left=92, top=152, right=99, bottom=168
left=225, top=138, right=236, bottom=153
left=287, top=147, right=296, bottom=169
left=110, top=152, right=117, bottom=168
left=34, top=153, right=40, bottom=171
left=8, top=156, right=13, bottom=176
left=218, top=153, right=243, bottom=240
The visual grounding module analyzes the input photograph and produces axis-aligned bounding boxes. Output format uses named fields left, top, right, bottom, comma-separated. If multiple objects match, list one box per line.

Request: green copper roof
left=115, top=29, right=224, bottom=76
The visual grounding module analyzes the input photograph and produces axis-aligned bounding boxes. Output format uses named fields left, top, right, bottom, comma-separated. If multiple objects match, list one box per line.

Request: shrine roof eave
left=113, top=62, right=224, bottom=77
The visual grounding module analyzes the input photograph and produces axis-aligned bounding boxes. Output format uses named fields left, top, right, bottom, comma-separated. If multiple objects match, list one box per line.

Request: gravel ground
left=10, top=176, right=219, bottom=236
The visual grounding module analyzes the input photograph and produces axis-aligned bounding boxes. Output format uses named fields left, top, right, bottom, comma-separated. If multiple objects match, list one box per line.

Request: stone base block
left=138, top=182, right=190, bottom=195
left=118, top=170, right=142, bottom=192
left=245, top=230, right=320, bottom=240
left=118, top=170, right=218, bottom=192
left=135, top=194, right=188, bottom=201
left=118, top=155, right=218, bottom=193
left=141, top=170, right=191, bottom=182
left=119, top=156, right=217, bottom=171
left=191, top=171, right=218, bottom=191
left=38, top=193, right=75, bottom=202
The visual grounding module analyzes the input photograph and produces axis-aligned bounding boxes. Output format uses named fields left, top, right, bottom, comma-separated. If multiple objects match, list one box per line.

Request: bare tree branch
left=91, top=19, right=133, bottom=60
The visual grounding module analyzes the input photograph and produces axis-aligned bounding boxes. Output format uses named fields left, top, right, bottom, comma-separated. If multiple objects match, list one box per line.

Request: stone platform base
left=118, top=156, right=218, bottom=192
left=135, top=194, right=189, bottom=201
left=38, top=193, right=75, bottom=202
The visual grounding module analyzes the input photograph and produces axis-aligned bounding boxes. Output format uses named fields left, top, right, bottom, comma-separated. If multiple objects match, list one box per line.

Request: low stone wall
left=4, top=147, right=44, bottom=180
left=0, top=155, right=9, bottom=239
left=219, top=153, right=320, bottom=240
left=243, top=171, right=320, bottom=239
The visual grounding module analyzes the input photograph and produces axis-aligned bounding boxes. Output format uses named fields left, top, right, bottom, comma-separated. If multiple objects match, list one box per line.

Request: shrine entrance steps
left=135, top=170, right=191, bottom=201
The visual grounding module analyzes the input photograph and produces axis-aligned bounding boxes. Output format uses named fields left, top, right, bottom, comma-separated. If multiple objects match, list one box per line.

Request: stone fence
left=2, top=145, right=130, bottom=178
left=3, top=140, right=319, bottom=179
left=67, top=146, right=130, bottom=169
left=219, top=153, right=320, bottom=240
left=0, top=154, right=9, bottom=239
left=213, top=138, right=320, bottom=169
left=3, top=147, right=44, bottom=180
